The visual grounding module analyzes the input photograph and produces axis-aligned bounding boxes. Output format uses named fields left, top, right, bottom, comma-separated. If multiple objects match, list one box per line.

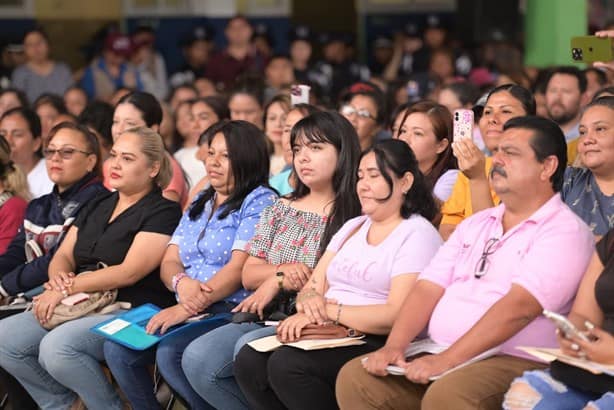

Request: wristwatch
left=276, top=271, right=284, bottom=290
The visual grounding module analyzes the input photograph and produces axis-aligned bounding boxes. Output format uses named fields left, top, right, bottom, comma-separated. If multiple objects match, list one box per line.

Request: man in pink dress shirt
left=335, top=116, right=595, bottom=410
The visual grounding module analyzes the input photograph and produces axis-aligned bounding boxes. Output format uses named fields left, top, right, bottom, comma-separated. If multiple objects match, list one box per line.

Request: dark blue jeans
left=103, top=302, right=234, bottom=410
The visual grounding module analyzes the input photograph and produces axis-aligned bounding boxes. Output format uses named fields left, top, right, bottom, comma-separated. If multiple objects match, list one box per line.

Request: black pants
left=0, top=366, right=37, bottom=410
left=234, top=336, right=385, bottom=410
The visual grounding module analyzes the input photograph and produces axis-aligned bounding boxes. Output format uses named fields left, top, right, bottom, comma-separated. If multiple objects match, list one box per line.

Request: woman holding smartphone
left=438, top=84, right=536, bottom=240
left=503, top=228, right=614, bottom=409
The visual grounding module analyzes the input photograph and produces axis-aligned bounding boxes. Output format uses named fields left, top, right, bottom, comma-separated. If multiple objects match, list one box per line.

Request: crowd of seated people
left=0, top=14, right=612, bottom=410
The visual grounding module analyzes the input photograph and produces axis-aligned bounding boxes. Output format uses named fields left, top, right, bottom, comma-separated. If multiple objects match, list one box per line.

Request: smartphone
left=406, top=80, right=421, bottom=102
left=571, top=36, right=614, bottom=63
left=543, top=309, right=589, bottom=342
left=453, top=109, right=474, bottom=142
left=290, top=84, right=310, bottom=105
left=61, top=292, right=90, bottom=306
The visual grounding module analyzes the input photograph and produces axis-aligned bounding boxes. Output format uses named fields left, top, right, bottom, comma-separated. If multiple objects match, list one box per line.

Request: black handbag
left=231, top=289, right=297, bottom=323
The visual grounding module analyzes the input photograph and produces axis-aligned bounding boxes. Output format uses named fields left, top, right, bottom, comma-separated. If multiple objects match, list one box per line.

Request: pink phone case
left=453, top=109, right=474, bottom=142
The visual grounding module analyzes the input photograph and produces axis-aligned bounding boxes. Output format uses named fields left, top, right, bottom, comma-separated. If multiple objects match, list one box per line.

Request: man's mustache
left=490, top=165, right=507, bottom=178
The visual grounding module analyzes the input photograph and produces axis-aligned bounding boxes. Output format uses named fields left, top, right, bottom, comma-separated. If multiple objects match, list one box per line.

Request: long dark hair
left=289, top=111, right=361, bottom=252
left=486, top=84, right=536, bottom=116
left=188, top=120, right=270, bottom=220
left=0, top=107, right=42, bottom=158
left=362, top=139, right=438, bottom=221
left=116, top=91, right=163, bottom=127
left=391, top=100, right=457, bottom=191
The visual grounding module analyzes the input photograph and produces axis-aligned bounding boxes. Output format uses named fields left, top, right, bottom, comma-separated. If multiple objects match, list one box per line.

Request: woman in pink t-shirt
left=234, top=139, right=444, bottom=410
left=0, top=134, right=29, bottom=254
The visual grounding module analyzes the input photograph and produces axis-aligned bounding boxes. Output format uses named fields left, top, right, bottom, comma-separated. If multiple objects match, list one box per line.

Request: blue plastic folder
left=91, top=303, right=215, bottom=350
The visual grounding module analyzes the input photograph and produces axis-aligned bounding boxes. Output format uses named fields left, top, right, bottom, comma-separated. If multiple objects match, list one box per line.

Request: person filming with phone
left=336, top=116, right=594, bottom=410
left=503, top=227, right=614, bottom=409
left=439, top=84, right=535, bottom=240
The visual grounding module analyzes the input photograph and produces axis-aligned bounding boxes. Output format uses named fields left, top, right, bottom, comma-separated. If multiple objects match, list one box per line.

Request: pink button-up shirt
left=419, top=193, right=594, bottom=360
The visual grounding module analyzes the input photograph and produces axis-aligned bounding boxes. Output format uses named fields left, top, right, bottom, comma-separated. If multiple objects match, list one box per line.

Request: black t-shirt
left=595, top=230, right=614, bottom=333
left=73, top=187, right=181, bottom=308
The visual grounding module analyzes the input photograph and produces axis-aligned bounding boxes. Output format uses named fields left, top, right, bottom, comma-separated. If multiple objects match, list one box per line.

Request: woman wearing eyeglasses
left=339, top=82, right=386, bottom=151
left=103, top=120, right=277, bottom=410
left=0, top=107, right=53, bottom=198
left=0, top=126, right=182, bottom=410
left=0, top=122, right=106, bottom=299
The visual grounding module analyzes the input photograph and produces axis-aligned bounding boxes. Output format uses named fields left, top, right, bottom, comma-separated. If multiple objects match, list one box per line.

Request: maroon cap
left=104, top=33, right=132, bottom=57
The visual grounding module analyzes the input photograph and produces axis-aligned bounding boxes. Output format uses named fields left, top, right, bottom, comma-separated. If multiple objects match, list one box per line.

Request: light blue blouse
left=170, top=185, right=277, bottom=303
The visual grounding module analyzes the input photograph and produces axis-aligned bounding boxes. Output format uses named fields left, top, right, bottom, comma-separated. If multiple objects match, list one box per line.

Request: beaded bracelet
left=172, top=272, right=189, bottom=293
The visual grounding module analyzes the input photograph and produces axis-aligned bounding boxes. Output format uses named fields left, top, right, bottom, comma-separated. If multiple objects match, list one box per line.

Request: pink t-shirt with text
left=325, top=214, right=442, bottom=306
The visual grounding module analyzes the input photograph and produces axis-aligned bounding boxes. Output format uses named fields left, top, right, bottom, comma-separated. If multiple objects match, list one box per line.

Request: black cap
left=373, top=34, right=393, bottom=49
left=319, top=31, right=348, bottom=46
left=181, top=25, right=214, bottom=46
left=403, top=22, right=421, bottom=38
left=425, top=14, right=447, bottom=31
left=289, top=25, right=312, bottom=43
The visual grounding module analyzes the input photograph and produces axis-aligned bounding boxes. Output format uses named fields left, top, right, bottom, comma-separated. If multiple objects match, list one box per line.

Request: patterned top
left=562, top=167, right=614, bottom=235
left=170, top=185, right=277, bottom=303
left=246, top=199, right=328, bottom=269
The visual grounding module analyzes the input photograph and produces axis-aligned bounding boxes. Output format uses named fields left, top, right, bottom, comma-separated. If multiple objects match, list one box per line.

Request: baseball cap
left=104, top=33, right=132, bottom=57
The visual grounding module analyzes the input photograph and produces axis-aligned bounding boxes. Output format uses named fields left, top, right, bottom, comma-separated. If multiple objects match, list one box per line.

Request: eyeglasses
left=43, top=148, right=92, bottom=160
left=340, top=105, right=375, bottom=120
left=474, top=238, right=499, bottom=279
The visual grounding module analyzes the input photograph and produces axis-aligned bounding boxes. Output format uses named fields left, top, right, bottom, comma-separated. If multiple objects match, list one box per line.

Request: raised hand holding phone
left=570, top=36, right=614, bottom=63
left=592, top=31, right=614, bottom=71
left=452, top=110, right=487, bottom=180
left=453, top=109, right=474, bottom=142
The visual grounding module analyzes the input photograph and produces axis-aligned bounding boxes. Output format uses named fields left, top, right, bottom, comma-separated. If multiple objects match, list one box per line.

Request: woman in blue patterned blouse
left=103, top=120, right=277, bottom=410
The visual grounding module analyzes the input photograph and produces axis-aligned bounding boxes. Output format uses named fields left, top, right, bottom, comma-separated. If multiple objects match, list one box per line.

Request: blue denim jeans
left=0, top=310, right=123, bottom=410
left=182, top=322, right=277, bottom=410
left=104, top=302, right=234, bottom=410
left=504, top=369, right=614, bottom=410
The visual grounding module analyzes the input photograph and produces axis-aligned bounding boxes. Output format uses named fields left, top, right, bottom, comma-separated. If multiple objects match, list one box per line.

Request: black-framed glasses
left=43, top=148, right=92, bottom=160
left=474, top=238, right=499, bottom=279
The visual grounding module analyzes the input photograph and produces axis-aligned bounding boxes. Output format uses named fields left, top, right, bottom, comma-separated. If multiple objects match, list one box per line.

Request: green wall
left=525, top=0, right=587, bottom=67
